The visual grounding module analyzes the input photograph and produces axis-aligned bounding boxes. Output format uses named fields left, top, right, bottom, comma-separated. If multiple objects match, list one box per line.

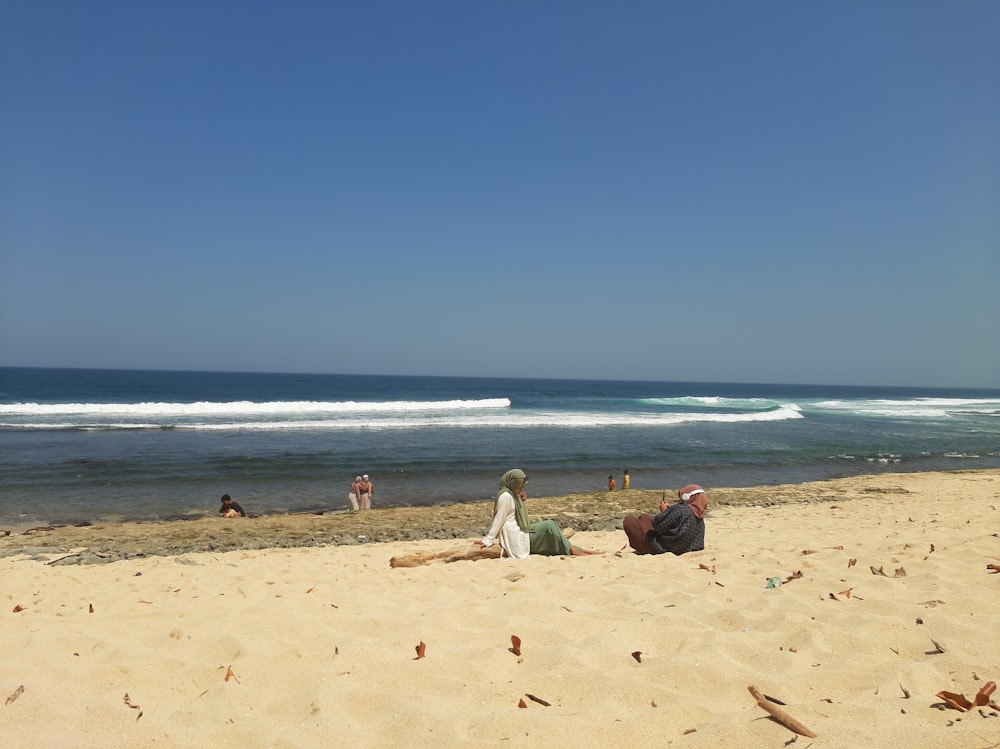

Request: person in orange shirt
left=607, top=474, right=616, bottom=491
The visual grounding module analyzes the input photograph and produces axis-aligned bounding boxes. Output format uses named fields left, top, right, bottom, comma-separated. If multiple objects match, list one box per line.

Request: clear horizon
left=2, top=3, right=997, bottom=389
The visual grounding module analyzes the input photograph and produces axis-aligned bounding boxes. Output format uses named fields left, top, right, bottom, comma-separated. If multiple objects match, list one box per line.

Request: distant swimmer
left=219, top=494, right=246, bottom=518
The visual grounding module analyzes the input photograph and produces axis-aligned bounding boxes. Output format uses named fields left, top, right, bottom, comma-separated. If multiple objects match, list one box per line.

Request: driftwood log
left=389, top=546, right=502, bottom=567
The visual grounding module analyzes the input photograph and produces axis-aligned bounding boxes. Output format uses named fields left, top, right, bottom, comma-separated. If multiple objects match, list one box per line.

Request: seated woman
left=476, top=469, right=600, bottom=558
left=623, top=484, right=707, bottom=555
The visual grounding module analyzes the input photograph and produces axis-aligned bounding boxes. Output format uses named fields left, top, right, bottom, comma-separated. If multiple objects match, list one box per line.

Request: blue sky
left=1, top=1, right=997, bottom=388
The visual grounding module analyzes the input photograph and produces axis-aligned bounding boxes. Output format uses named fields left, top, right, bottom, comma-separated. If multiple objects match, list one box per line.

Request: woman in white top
left=477, top=469, right=599, bottom=558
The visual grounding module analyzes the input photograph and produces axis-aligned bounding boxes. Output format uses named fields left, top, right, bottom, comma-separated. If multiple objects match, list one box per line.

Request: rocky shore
left=0, top=472, right=942, bottom=564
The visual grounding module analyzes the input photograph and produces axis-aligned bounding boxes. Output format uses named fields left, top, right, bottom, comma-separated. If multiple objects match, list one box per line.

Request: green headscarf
left=496, top=468, right=532, bottom=532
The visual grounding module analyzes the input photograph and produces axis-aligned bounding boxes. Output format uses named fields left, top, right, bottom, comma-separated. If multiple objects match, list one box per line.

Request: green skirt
left=528, top=519, right=572, bottom=556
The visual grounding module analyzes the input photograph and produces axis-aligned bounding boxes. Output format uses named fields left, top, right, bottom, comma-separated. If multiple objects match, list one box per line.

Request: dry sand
left=1, top=469, right=998, bottom=748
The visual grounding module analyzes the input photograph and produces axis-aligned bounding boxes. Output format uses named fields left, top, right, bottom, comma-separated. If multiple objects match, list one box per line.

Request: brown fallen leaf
left=899, top=684, right=910, bottom=698
left=510, top=635, right=521, bottom=656
left=870, top=566, right=887, bottom=577
left=12, top=604, right=25, bottom=612
left=801, top=549, right=817, bottom=555
left=305, top=586, right=315, bottom=594
left=123, top=693, right=141, bottom=710
left=89, top=603, right=94, bottom=613
left=937, top=690, right=972, bottom=711
left=698, top=563, right=716, bottom=574
left=631, top=651, right=642, bottom=663
left=838, top=588, right=853, bottom=599
left=847, top=558, right=857, bottom=568
left=224, top=665, right=239, bottom=683
left=987, top=564, right=1000, bottom=574
left=518, top=698, right=527, bottom=708
left=415, top=641, right=426, bottom=659
left=974, top=681, right=997, bottom=707
left=747, top=685, right=817, bottom=738
left=894, top=567, right=907, bottom=577
left=526, top=694, right=551, bottom=706
left=915, top=618, right=923, bottom=624
left=5, top=685, right=24, bottom=705
left=784, top=570, right=803, bottom=583
left=929, top=640, right=946, bottom=654
left=929, top=544, right=935, bottom=553
left=831, top=545, right=844, bottom=550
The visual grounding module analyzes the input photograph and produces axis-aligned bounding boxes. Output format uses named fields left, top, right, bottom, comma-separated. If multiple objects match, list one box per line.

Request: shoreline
left=2, top=466, right=998, bottom=747
left=2, top=468, right=995, bottom=563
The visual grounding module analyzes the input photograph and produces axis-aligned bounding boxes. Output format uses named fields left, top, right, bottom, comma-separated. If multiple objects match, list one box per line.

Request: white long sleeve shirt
left=481, top=491, right=530, bottom=559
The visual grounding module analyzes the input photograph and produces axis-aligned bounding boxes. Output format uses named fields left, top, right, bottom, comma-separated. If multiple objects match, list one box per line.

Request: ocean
left=1, top=367, right=998, bottom=526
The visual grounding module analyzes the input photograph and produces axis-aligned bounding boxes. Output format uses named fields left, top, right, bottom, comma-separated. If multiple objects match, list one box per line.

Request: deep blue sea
left=1, top=367, right=998, bottom=526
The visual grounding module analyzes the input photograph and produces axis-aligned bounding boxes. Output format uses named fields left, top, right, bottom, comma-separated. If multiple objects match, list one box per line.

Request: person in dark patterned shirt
left=219, top=494, right=246, bottom=518
left=622, top=484, right=707, bottom=555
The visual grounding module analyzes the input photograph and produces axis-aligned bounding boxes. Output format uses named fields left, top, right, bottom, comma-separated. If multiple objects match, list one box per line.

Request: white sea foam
left=810, top=397, right=1000, bottom=419
left=0, top=398, right=511, bottom=418
left=0, top=402, right=805, bottom=431
left=640, top=396, right=781, bottom=410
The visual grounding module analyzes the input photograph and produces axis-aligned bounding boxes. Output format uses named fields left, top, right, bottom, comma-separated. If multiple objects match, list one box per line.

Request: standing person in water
left=348, top=476, right=362, bottom=512
left=476, top=469, right=600, bottom=558
left=358, top=474, right=373, bottom=510
left=623, top=469, right=631, bottom=489
left=622, top=484, right=707, bottom=555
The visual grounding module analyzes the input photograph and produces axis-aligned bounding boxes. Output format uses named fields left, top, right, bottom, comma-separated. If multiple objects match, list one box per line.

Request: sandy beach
left=1, top=469, right=998, bottom=748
